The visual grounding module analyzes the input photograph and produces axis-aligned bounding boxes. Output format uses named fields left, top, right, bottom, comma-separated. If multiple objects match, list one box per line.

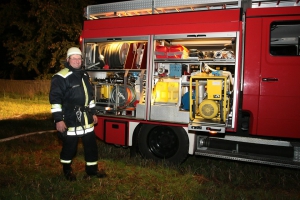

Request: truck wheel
left=138, top=124, right=189, bottom=164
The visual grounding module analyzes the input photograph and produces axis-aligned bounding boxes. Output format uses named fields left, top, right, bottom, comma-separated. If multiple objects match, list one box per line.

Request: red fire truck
left=80, top=0, right=300, bottom=168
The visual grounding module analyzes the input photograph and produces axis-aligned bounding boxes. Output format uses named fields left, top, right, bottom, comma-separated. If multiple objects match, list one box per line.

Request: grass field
left=0, top=96, right=300, bottom=199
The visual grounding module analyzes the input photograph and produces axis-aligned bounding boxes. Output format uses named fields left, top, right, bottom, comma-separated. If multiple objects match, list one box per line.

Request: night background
left=0, top=0, right=130, bottom=80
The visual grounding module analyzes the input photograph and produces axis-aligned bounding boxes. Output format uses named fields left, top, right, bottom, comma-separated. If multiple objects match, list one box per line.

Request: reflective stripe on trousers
left=86, top=161, right=98, bottom=166
left=67, top=123, right=94, bottom=136
left=60, top=159, right=72, bottom=164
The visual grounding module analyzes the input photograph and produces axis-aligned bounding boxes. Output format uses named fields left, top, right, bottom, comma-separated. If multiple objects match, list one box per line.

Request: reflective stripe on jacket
left=49, top=63, right=96, bottom=131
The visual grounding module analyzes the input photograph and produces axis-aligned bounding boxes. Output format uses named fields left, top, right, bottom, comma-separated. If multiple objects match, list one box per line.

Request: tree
left=0, top=0, right=96, bottom=79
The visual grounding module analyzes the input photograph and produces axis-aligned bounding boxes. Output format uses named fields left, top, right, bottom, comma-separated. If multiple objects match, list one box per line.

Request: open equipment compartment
left=147, top=32, right=237, bottom=130
left=83, top=36, right=149, bottom=117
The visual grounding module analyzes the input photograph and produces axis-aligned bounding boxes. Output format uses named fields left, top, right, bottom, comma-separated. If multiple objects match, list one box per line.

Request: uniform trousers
left=59, top=131, right=98, bottom=174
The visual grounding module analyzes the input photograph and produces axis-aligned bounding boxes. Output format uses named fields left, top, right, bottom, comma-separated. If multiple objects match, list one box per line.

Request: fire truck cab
left=81, top=0, right=300, bottom=168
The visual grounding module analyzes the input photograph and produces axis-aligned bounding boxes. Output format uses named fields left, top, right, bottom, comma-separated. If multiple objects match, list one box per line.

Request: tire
left=138, top=124, right=189, bottom=164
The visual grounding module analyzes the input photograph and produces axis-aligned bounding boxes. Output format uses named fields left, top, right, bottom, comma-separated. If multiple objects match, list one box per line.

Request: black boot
left=94, top=169, right=107, bottom=178
left=85, top=164, right=107, bottom=179
left=63, top=164, right=76, bottom=181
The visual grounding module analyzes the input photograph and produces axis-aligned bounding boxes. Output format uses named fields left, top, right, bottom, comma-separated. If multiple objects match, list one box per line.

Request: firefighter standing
left=49, top=47, right=106, bottom=181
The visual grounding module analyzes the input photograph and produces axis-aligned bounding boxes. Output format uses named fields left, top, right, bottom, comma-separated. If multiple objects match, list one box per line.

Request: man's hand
left=93, top=115, right=98, bottom=124
left=56, top=121, right=67, bottom=133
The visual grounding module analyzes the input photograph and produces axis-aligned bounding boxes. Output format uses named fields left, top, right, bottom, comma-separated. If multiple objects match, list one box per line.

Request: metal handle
left=262, top=78, right=278, bottom=82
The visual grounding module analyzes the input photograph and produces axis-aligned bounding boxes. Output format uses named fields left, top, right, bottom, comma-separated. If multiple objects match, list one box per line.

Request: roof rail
left=251, top=0, right=299, bottom=8
left=84, top=0, right=299, bottom=20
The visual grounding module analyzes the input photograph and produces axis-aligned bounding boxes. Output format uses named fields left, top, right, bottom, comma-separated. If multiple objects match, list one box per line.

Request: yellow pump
left=189, top=73, right=230, bottom=123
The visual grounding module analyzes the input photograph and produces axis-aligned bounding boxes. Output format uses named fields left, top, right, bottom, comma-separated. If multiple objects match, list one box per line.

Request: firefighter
left=49, top=47, right=106, bottom=181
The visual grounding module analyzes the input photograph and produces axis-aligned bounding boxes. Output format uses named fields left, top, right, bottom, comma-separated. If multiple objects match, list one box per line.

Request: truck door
left=255, top=16, right=300, bottom=138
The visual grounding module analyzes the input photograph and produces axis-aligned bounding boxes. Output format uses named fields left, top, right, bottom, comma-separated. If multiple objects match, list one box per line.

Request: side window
left=270, top=21, right=300, bottom=56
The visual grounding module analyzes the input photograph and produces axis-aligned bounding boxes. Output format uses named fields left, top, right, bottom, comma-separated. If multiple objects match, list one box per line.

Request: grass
left=0, top=96, right=300, bottom=199
left=0, top=95, right=51, bottom=120
left=0, top=95, right=53, bottom=139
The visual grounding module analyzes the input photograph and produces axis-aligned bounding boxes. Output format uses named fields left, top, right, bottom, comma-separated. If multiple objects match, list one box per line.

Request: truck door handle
left=262, top=78, right=278, bottom=82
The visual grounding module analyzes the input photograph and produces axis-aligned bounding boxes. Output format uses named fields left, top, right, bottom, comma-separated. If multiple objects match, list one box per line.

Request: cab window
left=270, top=21, right=300, bottom=56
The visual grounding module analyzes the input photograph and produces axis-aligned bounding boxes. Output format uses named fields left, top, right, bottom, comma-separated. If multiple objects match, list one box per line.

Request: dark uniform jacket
left=49, top=63, right=96, bottom=135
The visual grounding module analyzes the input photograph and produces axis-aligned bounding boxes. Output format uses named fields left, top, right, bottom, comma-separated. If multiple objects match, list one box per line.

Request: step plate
left=195, top=148, right=300, bottom=169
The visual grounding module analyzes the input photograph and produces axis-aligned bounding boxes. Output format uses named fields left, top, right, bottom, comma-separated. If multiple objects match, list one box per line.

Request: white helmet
left=67, top=47, right=82, bottom=58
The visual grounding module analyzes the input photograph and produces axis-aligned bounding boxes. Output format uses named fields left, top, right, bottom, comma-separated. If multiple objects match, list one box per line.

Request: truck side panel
left=244, top=7, right=300, bottom=138
left=82, top=9, right=241, bottom=37
left=243, top=17, right=262, bottom=135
